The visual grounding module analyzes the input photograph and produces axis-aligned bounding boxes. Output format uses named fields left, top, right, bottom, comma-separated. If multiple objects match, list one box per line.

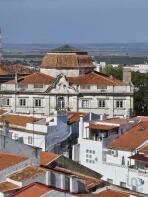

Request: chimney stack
left=15, top=72, right=18, bottom=84
left=79, top=115, right=84, bottom=139
left=123, top=67, right=131, bottom=84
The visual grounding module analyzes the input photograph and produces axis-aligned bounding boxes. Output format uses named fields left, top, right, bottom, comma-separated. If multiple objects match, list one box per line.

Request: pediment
left=46, top=74, right=77, bottom=94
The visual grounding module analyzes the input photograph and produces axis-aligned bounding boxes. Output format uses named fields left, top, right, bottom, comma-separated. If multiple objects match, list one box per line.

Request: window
left=18, top=84, right=28, bottom=89
left=107, top=179, right=113, bottom=184
left=122, top=156, right=125, bottom=165
left=98, top=99, right=106, bottom=108
left=132, top=186, right=137, bottom=192
left=57, top=97, right=65, bottom=109
left=97, top=85, right=107, bottom=89
left=14, top=133, right=19, bottom=140
left=34, top=84, right=43, bottom=88
left=116, top=100, right=123, bottom=108
left=120, top=182, right=126, bottom=188
left=19, top=99, right=26, bottom=106
left=82, top=100, right=89, bottom=109
left=80, top=85, right=90, bottom=89
left=28, top=136, right=33, bottom=144
left=3, top=98, right=10, bottom=106
left=34, top=99, right=42, bottom=107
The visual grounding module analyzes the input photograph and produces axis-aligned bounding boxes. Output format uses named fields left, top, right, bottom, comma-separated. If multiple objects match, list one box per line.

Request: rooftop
left=5, top=72, right=55, bottom=85
left=9, top=166, right=47, bottom=181
left=67, top=112, right=88, bottom=124
left=9, top=182, right=52, bottom=197
left=0, top=114, right=41, bottom=127
left=53, top=166, right=104, bottom=190
left=40, top=52, right=95, bottom=69
left=40, top=151, right=61, bottom=166
left=87, top=124, right=119, bottom=131
left=68, top=72, right=125, bottom=86
left=0, top=64, right=34, bottom=75
left=79, top=189, right=129, bottom=197
left=94, top=117, right=136, bottom=125
left=129, top=154, right=148, bottom=163
left=0, top=181, right=19, bottom=193
left=0, top=152, right=28, bottom=171
left=108, top=121, right=148, bottom=151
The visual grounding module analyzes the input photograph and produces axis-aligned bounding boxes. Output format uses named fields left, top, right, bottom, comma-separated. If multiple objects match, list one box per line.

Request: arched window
left=57, top=97, right=65, bottom=109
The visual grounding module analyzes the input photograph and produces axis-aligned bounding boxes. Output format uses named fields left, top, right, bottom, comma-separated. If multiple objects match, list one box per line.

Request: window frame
left=34, top=99, right=42, bottom=107
left=116, top=100, right=123, bottom=109
left=98, top=99, right=106, bottom=108
left=81, top=99, right=89, bottom=109
left=19, top=98, right=26, bottom=107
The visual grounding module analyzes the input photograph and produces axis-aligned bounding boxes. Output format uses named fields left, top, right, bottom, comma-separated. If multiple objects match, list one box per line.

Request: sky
left=0, top=0, right=148, bottom=44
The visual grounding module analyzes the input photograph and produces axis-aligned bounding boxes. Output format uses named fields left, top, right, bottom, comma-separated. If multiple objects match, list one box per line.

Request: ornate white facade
left=0, top=71, right=134, bottom=118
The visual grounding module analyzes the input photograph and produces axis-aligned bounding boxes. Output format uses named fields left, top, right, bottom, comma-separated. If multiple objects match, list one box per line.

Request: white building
left=0, top=69, right=134, bottom=118
left=72, top=116, right=148, bottom=195
left=0, top=111, right=71, bottom=152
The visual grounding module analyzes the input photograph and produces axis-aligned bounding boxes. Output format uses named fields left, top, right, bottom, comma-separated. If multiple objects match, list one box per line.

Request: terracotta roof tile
left=87, top=124, right=119, bottom=131
left=68, top=72, right=125, bottom=86
left=9, top=182, right=52, bottom=197
left=40, top=151, right=61, bottom=166
left=5, top=72, right=54, bottom=85
left=0, top=181, right=19, bottom=192
left=41, top=52, right=95, bottom=69
left=9, top=166, right=47, bottom=181
left=0, top=114, right=41, bottom=127
left=79, top=189, right=129, bottom=197
left=0, top=152, right=28, bottom=170
left=0, top=68, right=9, bottom=75
left=0, top=64, right=34, bottom=75
left=67, top=112, right=88, bottom=124
left=97, top=117, right=135, bottom=124
left=108, top=121, right=148, bottom=151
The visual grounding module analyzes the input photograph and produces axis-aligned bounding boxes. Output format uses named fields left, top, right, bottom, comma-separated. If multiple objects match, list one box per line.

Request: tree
left=103, top=65, right=148, bottom=115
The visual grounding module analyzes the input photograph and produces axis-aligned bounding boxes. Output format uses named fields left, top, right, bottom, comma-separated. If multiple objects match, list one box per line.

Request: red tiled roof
left=0, top=152, right=28, bottom=170
left=87, top=124, right=119, bottom=131
left=79, top=189, right=129, bottom=197
left=129, top=154, right=148, bottom=163
left=68, top=72, right=125, bottom=86
left=40, top=151, right=60, bottom=166
left=0, top=68, right=9, bottom=75
left=9, top=166, right=47, bottom=181
left=40, top=52, right=95, bottom=69
left=5, top=72, right=54, bottom=85
left=0, top=64, right=34, bottom=75
left=67, top=112, right=88, bottom=124
left=97, top=117, right=135, bottom=124
left=108, top=121, right=148, bottom=151
left=0, top=114, right=41, bottom=127
left=9, top=182, right=52, bottom=197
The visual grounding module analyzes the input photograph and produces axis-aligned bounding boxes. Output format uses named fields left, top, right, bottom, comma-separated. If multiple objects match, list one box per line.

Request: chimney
left=79, top=115, right=84, bottom=139
left=15, top=72, right=18, bottom=84
left=123, top=67, right=131, bottom=84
